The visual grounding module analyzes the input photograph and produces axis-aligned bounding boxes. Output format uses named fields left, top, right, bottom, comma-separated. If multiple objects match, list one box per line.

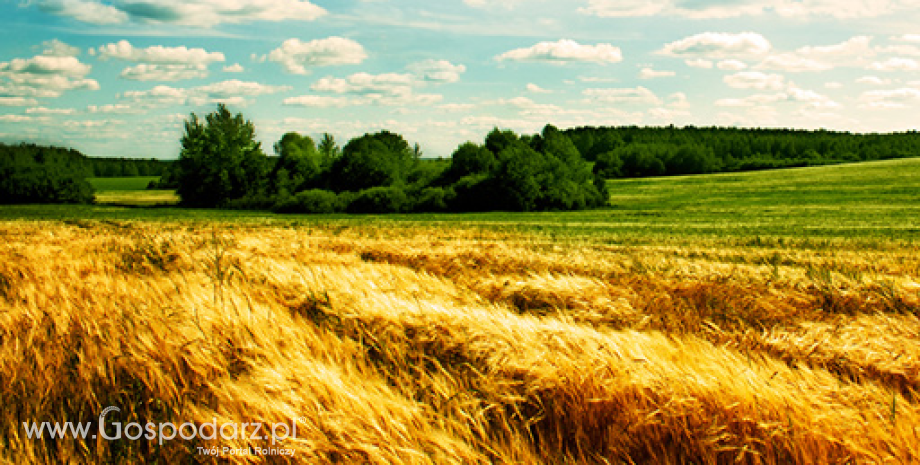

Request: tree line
left=171, top=104, right=607, bottom=213
left=566, top=125, right=920, bottom=178
left=4, top=103, right=920, bottom=209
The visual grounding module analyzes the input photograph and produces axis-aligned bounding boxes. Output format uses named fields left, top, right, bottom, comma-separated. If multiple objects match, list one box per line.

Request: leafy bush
left=345, top=186, right=410, bottom=214
left=0, top=165, right=94, bottom=204
left=413, top=186, right=454, bottom=212
left=272, top=189, right=340, bottom=214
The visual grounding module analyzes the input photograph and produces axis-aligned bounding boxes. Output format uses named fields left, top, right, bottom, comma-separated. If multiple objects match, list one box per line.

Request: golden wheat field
left=2, top=218, right=919, bottom=464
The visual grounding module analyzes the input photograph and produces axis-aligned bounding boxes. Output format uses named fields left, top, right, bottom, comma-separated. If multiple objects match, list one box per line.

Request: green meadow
left=7, top=158, right=920, bottom=246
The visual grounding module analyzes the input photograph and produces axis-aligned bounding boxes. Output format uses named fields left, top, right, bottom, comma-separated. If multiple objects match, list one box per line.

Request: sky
left=3, top=1, right=920, bottom=159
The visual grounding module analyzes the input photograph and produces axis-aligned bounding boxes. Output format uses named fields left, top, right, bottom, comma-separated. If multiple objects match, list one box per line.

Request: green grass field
left=87, top=176, right=181, bottom=206
left=87, top=176, right=160, bottom=191
left=8, top=158, right=920, bottom=246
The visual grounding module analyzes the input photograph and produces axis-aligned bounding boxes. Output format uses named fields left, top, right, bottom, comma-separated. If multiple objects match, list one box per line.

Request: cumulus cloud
left=859, top=87, right=920, bottom=108
left=756, top=54, right=832, bottom=72
left=526, top=83, right=552, bottom=93
left=684, top=59, right=714, bottom=69
left=717, top=85, right=838, bottom=109
left=32, top=0, right=326, bottom=27
left=497, top=39, right=623, bottom=64
left=223, top=64, right=245, bottom=73
left=285, top=71, right=443, bottom=108
left=756, top=36, right=873, bottom=72
left=94, top=40, right=225, bottom=81
left=717, top=60, right=748, bottom=71
left=856, top=76, right=894, bottom=86
left=407, top=60, right=466, bottom=83
left=122, top=79, right=290, bottom=106
left=312, top=72, right=416, bottom=95
left=723, top=71, right=785, bottom=90
left=88, top=103, right=136, bottom=113
left=41, top=39, right=82, bottom=58
left=282, top=95, right=352, bottom=108
left=579, top=0, right=920, bottom=19
left=267, top=37, right=367, bottom=75
left=0, top=51, right=99, bottom=99
left=578, top=0, right=666, bottom=17
left=716, top=93, right=788, bottom=107
left=0, top=97, right=40, bottom=106
left=583, top=87, right=662, bottom=105
left=120, top=63, right=209, bottom=81
left=638, top=67, right=676, bottom=79
left=95, top=40, right=225, bottom=65
left=659, top=32, right=771, bottom=60
left=26, top=106, right=76, bottom=114
left=869, top=57, right=920, bottom=72
left=496, top=96, right=564, bottom=115
left=35, top=0, right=128, bottom=25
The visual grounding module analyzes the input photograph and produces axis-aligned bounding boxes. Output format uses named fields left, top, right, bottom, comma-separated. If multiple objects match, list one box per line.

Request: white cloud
left=41, top=39, right=81, bottom=58
left=893, top=34, right=920, bottom=43
left=859, top=87, right=920, bottom=108
left=0, top=97, right=40, bottom=106
left=724, top=71, right=785, bottom=90
left=667, top=92, right=690, bottom=108
left=438, top=103, right=477, bottom=112
left=526, top=83, right=552, bottom=93
left=756, top=54, right=832, bottom=72
left=579, top=0, right=920, bottom=19
left=786, top=86, right=839, bottom=108
left=659, top=32, right=771, bottom=59
left=95, top=40, right=225, bottom=65
left=684, top=59, right=714, bottom=69
left=407, top=60, right=466, bottom=83
left=0, top=115, right=51, bottom=123
left=824, top=81, right=844, bottom=89
left=291, top=71, right=443, bottom=107
left=583, top=87, right=662, bottom=105
left=122, top=79, right=290, bottom=106
left=716, top=93, right=787, bottom=107
left=282, top=95, right=352, bottom=107
left=578, top=0, right=666, bottom=17
left=1, top=55, right=91, bottom=77
left=88, top=103, right=136, bottom=113
left=717, top=60, right=748, bottom=71
left=716, top=85, right=838, bottom=109
left=35, top=0, right=128, bottom=25
left=34, top=0, right=326, bottom=27
left=756, top=36, right=873, bottom=72
left=497, top=96, right=563, bottom=115
left=0, top=52, right=98, bottom=99
left=120, top=63, right=209, bottom=81
left=497, top=39, right=623, bottom=64
left=94, top=40, right=224, bottom=81
left=639, top=67, right=676, bottom=79
left=26, top=106, right=76, bottom=114
left=869, top=57, right=920, bottom=71
left=312, top=72, right=416, bottom=95
left=856, top=76, right=894, bottom=86
left=223, top=64, right=245, bottom=73
left=267, top=37, right=367, bottom=75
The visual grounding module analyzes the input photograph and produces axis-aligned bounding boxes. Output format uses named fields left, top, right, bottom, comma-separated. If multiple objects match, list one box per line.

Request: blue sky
left=2, top=0, right=920, bottom=159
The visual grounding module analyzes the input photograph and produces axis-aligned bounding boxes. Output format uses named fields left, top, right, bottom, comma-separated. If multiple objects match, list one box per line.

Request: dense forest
left=0, top=143, right=96, bottom=204
left=0, top=142, right=172, bottom=203
left=4, top=105, right=920, bottom=210
left=565, top=125, right=920, bottom=178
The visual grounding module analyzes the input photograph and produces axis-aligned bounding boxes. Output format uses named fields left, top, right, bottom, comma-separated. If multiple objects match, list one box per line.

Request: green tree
left=329, top=131, right=416, bottom=192
left=317, top=133, right=340, bottom=171
left=271, top=132, right=321, bottom=195
left=175, top=104, right=268, bottom=207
